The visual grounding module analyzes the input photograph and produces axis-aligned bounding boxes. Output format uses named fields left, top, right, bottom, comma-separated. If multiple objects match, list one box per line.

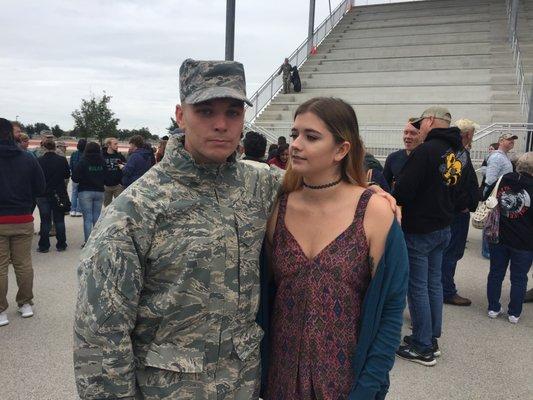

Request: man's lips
left=208, top=139, right=231, bottom=144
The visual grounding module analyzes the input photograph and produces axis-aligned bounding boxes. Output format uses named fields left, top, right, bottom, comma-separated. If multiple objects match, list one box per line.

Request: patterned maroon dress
left=265, top=189, right=373, bottom=400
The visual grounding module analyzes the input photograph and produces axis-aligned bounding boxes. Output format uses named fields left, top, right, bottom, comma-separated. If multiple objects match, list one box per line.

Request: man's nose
left=213, top=114, right=228, bottom=131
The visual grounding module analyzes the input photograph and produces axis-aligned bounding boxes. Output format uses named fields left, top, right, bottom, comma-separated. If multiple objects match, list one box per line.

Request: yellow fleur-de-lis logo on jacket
left=441, top=151, right=462, bottom=186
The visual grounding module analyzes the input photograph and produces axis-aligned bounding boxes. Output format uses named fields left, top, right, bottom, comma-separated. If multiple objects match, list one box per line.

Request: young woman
left=72, top=142, right=106, bottom=246
left=263, top=97, right=408, bottom=399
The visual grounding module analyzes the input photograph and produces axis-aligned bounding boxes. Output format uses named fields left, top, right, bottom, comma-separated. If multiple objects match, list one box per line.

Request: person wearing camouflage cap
left=73, top=59, right=281, bottom=399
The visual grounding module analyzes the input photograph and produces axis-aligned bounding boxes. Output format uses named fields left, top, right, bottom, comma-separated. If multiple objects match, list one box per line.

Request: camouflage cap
left=411, top=106, right=452, bottom=129
left=179, top=59, right=252, bottom=106
left=499, top=133, right=518, bottom=140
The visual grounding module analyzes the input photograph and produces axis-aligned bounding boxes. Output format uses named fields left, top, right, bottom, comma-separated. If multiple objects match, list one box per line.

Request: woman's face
left=289, top=111, right=349, bottom=177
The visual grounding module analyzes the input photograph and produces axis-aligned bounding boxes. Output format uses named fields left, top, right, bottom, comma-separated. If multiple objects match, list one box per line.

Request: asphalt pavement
left=1, top=211, right=532, bottom=400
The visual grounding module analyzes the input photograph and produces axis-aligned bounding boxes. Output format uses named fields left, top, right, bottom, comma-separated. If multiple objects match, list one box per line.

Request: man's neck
left=107, top=148, right=115, bottom=155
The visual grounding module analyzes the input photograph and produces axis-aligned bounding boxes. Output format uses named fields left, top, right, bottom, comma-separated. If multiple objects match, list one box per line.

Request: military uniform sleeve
left=73, top=199, right=150, bottom=399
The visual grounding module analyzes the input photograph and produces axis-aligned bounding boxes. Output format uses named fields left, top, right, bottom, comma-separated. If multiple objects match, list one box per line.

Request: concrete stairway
left=253, top=0, right=526, bottom=137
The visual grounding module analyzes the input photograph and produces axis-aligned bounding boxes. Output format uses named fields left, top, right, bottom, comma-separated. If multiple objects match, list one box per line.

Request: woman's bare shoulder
left=365, top=194, right=394, bottom=231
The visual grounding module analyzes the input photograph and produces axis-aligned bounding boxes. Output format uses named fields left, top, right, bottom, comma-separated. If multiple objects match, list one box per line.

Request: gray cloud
left=1, top=0, right=346, bottom=134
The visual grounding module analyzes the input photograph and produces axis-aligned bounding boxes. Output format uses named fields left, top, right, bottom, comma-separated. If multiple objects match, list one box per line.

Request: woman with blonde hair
left=262, top=97, right=408, bottom=399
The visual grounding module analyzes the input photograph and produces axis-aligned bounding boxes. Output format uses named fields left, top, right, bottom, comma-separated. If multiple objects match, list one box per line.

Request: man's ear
left=175, top=104, right=184, bottom=129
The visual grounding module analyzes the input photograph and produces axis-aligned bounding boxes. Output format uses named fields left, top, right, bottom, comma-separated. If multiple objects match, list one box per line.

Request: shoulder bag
left=471, top=175, right=503, bottom=230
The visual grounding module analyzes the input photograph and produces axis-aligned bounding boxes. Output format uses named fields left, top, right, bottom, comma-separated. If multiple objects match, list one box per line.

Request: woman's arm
left=363, top=195, right=394, bottom=276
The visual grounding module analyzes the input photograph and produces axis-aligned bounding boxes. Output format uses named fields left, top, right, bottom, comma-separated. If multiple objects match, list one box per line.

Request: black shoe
left=403, top=335, right=441, bottom=357
left=524, top=289, right=533, bottom=303
left=57, top=246, right=67, bottom=252
left=396, top=344, right=436, bottom=366
left=444, top=294, right=472, bottom=306
left=36, top=247, right=49, bottom=253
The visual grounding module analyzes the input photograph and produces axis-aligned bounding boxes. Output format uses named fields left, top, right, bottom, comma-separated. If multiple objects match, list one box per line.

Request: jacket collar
left=158, top=134, right=237, bottom=186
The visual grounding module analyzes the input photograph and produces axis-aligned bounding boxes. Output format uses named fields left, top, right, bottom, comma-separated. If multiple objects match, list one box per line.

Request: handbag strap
left=489, top=175, right=504, bottom=198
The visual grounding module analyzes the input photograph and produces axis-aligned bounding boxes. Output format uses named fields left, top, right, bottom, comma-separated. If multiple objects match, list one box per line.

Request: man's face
left=110, top=139, right=119, bottom=151
left=176, top=98, right=244, bottom=164
left=13, top=125, right=22, bottom=142
left=20, top=136, right=29, bottom=150
left=129, top=143, right=137, bottom=152
left=417, top=117, right=433, bottom=141
left=499, top=138, right=515, bottom=152
left=403, top=123, right=422, bottom=152
left=461, top=129, right=474, bottom=148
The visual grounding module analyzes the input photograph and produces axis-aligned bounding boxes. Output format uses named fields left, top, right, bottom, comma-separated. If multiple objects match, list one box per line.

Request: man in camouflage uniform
left=277, top=58, right=292, bottom=94
left=73, top=59, right=280, bottom=400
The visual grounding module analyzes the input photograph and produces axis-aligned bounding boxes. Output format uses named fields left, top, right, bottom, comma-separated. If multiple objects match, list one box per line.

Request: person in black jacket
left=441, top=119, right=480, bottom=307
left=0, top=118, right=45, bottom=325
left=102, top=137, right=126, bottom=207
left=36, top=139, right=71, bottom=252
left=487, top=153, right=533, bottom=323
left=72, top=142, right=106, bottom=245
left=291, top=66, right=301, bottom=93
left=394, top=106, right=463, bottom=367
left=122, top=135, right=153, bottom=188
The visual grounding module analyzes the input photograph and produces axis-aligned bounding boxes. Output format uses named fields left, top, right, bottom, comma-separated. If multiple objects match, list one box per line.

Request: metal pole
left=328, top=0, right=332, bottom=18
left=527, top=76, right=533, bottom=151
left=308, top=0, right=316, bottom=54
left=225, top=0, right=236, bottom=61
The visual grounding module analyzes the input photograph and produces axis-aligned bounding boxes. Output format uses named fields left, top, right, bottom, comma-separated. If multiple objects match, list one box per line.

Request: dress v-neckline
left=283, top=221, right=355, bottom=263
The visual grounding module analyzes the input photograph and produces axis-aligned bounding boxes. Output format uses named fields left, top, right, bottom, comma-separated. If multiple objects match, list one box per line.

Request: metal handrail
left=507, top=0, right=530, bottom=117
left=245, top=0, right=352, bottom=123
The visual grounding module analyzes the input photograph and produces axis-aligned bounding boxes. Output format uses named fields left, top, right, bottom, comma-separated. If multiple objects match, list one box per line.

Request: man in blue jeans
left=441, top=119, right=480, bottom=306
left=393, top=106, right=464, bottom=366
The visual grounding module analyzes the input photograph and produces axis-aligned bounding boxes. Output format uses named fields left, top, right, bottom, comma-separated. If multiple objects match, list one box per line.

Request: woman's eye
left=307, top=135, right=317, bottom=141
left=289, top=133, right=298, bottom=140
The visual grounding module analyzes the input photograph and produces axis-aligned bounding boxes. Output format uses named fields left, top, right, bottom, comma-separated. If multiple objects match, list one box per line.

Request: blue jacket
left=258, top=221, right=408, bottom=399
left=121, top=148, right=153, bottom=188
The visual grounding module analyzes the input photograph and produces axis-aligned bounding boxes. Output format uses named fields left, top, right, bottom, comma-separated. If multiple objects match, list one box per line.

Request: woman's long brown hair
left=282, top=97, right=367, bottom=193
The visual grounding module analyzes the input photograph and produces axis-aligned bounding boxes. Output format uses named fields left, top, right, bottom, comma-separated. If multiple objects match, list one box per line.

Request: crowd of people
left=0, top=126, right=165, bottom=326
left=0, top=57, right=531, bottom=399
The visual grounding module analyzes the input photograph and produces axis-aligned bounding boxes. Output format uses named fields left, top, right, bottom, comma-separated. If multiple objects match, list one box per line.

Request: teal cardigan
left=258, top=221, right=409, bottom=400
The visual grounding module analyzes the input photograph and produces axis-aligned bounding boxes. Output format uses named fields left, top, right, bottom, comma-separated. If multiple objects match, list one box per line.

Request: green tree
left=71, top=93, right=119, bottom=143
left=25, top=122, right=51, bottom=137
left=51, top=124, right=65, bottom=138
left=117, top=127, right=152, bottom=141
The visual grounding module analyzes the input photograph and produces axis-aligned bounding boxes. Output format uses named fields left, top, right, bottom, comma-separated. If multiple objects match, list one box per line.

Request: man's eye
left=198, top=109, right=212, bottom=116
left=227, top=110, right=241, bottom=118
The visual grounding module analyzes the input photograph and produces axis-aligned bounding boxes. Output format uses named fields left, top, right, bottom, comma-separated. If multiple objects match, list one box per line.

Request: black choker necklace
left=302, top=178, right=342, bottom=190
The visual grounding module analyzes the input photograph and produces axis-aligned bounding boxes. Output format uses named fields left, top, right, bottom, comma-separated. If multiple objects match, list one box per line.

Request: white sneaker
left=0, top=311, right=8, bottom=326
left=488, top=309, right=502, bottom=319
left=508, top=315, right=520, bottom=324
left=75, top=212, right=83, bottom=217
left=18, top=304, right=33, bottom=318
left=70, top=211, right=76, bottom=217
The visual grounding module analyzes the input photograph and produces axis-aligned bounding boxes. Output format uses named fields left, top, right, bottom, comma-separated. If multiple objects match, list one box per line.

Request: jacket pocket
left=143, top=343, right=205, bottom=373
left=232, top=322, right=264, bottom=361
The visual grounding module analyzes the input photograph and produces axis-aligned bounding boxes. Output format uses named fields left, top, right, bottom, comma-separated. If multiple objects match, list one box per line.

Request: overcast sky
left=0, top=0, right=415, bottom=135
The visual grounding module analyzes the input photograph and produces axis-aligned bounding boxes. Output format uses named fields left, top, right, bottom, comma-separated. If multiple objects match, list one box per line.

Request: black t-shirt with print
left=497, top=172, right=533, bottom=251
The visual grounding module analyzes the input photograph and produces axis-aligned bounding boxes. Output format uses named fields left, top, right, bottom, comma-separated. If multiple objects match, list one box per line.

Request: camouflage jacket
left=73, top=135, right=280, bottom=399
left=278, top=63, right=292, bottom=78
